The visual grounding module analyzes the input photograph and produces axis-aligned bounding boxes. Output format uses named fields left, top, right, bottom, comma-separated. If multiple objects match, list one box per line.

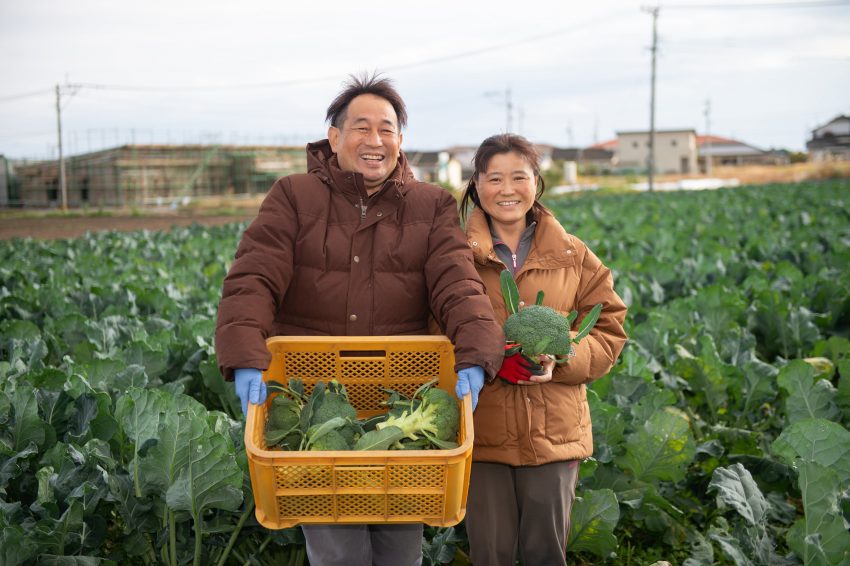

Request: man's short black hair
left=326, top=72, right=408, bottom=130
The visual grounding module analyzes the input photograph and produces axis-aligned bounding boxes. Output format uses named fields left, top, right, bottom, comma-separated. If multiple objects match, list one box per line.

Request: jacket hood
left=306, top=139, right=415, bottom=199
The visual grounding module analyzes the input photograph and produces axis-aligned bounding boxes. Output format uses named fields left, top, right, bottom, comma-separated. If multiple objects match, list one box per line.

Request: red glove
left=497, top=344, right=544, bottom=384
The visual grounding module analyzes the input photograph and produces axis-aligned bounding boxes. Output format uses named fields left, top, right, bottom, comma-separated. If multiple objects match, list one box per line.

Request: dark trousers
left=465, top=460, right=580, bottom=566
left=301, top=524, right=423, bottom=566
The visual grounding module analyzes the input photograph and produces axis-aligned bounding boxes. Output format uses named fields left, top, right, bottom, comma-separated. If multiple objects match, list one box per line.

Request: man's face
left=328, top=94, right=403, bottom=194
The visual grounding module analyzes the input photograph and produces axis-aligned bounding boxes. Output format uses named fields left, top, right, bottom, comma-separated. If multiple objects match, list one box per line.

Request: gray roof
left=406, top=151, right=440, bottom=168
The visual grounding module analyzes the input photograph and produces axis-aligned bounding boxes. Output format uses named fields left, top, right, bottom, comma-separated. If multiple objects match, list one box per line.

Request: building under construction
left=8, top=144, right=307, bottom=208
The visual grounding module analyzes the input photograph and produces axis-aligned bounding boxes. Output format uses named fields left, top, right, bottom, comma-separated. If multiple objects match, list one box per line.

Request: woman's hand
left=518, top=354, right=555, bottom=385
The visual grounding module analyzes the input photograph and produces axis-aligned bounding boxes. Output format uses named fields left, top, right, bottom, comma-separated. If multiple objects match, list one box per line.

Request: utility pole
left=55, top=84, right=68, bottom=210
left=484, top=87, right=514, bottom=133
left=593, top=114, right=599, bottom=145
left=704, top=98, right=712, bottom=176
left=506, top=86, right=513, bottom=133
left=642, top=5, right=659, bottom=192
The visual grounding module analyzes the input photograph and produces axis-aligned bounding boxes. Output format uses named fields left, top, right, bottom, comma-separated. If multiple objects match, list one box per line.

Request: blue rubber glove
left=234, top=368, right=267, bottom=416
left=455, top=366, right=485, bottom=412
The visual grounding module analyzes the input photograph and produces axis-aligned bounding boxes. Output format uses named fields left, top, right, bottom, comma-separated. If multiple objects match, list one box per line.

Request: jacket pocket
left=544, top=384, right=583, bottom=445
left=472, top=385, right=510, bottom=447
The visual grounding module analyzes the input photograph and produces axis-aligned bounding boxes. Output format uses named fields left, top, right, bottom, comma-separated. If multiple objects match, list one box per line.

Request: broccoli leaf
left=354, top=427, right=405, bottom=450
left=299, top=381, right=325, bottom=434
left=422, top=432, right=458, bottom=450
left=305, top=416, right=348, bottom=448
left=574, top=303, right=603, bottom=343
left=499, top=270, right=520, bottom=315
left=567, top=488, right=620, bottom=558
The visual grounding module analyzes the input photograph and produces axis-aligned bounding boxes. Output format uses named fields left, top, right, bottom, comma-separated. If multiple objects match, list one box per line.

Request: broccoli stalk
left=375, top=386, right=459, bottom=449
left=499, top=269, right=602, bottom=362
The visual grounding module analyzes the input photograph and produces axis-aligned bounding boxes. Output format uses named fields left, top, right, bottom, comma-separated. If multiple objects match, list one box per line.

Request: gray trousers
left=301, top=524, right=423, bottom=566
left=465, top=460, right=580, bottom=566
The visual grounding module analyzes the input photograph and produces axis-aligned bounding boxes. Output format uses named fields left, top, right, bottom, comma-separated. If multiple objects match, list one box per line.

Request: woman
left=460, top=134, right=627, bottom=565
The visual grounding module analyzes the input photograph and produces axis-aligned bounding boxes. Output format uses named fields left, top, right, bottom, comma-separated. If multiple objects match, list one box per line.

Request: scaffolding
left=6, top=144, right=307, bottom=208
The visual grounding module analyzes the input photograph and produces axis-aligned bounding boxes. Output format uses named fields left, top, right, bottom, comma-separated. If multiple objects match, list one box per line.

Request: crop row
left=1, top=179, right=848, bottom=565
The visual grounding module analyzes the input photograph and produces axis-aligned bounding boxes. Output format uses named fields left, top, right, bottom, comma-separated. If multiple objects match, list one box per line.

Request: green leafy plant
left=2, top=180, right=849, bottom=564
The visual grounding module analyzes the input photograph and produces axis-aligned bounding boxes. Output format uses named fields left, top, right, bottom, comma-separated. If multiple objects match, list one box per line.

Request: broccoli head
left=309, top=429, right=351, bottom=451
left=265, top=394, right=302, bottom=448
left=503, top=305, right=573, bottom=358
left=499, top=269, right=603, bottom=360
left=421, top=388, right=460, bottom=441
left=267, top=395, right=301, bottom=429
left=311, top=393, right=357, bottom=425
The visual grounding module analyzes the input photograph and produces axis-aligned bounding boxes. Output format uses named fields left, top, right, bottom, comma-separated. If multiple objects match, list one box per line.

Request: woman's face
left=476, top=151, right=537, bottom=230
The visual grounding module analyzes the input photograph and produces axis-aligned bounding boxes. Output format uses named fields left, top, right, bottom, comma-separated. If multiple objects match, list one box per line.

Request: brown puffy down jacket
left=466, top=206, right=628, bottom=466
left=215, top=140, right=504, bottom=381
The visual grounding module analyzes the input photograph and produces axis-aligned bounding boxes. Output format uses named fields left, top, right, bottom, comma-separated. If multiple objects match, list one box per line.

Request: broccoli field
left=1, top=179, right=849, bottom=565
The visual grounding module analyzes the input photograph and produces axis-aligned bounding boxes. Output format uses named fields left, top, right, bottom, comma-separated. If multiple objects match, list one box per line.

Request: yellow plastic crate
left=244, top=336, right=474, bottom=529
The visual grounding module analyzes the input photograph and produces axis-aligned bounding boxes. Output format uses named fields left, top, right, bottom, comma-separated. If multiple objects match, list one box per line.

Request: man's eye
left=381, top=130, right=396, bottom=136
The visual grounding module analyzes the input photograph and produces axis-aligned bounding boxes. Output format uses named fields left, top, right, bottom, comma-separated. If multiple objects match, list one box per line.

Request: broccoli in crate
left=264, top=379, right=364, bottom=451
left=263, top=377, right=460, bottom=452
left=374, top=383, right=460, bottom=450
left=499, top=269, right=602, bottom=368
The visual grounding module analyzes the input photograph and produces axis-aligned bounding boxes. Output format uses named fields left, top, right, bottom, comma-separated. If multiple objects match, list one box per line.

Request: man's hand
left=498, top=345, right=544, bottom=384
left=455, top=366, right=485, bottom=411
left=234, top=368, right=267, bottom=416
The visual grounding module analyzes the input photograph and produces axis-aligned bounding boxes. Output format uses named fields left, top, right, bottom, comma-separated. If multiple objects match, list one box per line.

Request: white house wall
left=617, top=131, right=697, bottom=174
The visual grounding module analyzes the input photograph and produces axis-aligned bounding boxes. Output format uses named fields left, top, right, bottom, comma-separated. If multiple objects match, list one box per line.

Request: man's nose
left=365, top=129, right=382, bottom=146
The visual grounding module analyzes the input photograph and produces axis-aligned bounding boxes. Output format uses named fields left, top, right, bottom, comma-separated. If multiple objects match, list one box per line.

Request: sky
left=1, top=0, right=849, bottom=159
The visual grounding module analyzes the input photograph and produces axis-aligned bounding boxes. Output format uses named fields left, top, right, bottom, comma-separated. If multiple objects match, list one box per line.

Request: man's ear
left=398, top=132, right=403, bottom=150
left=328, top=126, right=339, bottom=153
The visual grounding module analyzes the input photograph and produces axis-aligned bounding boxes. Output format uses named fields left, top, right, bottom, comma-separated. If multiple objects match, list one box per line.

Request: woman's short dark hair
left=460, top=133, right=546, bottom=221
left=326, top=72, right=408, bottom=130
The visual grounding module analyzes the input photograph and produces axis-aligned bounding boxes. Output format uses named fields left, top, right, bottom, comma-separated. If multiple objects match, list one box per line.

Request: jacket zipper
left=511, top=253, right=518, bottom=273
left=359, top=197, right=367, bottom=219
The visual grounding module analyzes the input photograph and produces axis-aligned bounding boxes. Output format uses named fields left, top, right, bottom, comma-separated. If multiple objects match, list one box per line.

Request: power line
left=0, top=88, right=54, bottom=103
left=384, top=10, right=623, bottom=73
left=1, top=12, right=623, bottom=98
left=663, top=0, right=849, bottom=9
left=68, top=75, right=342, bottom=93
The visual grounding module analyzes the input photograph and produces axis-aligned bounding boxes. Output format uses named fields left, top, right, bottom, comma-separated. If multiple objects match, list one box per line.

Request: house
left=593, top=132, right=783, bottom=173
left=697, top=135, right=787, bottom=169
left=550, top=147, right=616, bottom=174
left=406, top=150, right=463, bottom=189
left=445, top=146, right=479, bottom=183
left=807, top=115, right=850, bottom=162
left=11, top=144, right=306, bottom=208
left=616, top=129, right=698, bottom=174
left=533, top=144, right=556, bottom=171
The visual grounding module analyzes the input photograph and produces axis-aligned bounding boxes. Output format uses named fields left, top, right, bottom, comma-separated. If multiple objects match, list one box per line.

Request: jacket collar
left=467, top=206, right=577, bottom=272
left=306, top=139, right=412, bottom=204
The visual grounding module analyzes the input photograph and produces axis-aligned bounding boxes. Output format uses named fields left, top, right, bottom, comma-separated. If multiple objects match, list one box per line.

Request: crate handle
left=339, top=350, right=387, bottom=358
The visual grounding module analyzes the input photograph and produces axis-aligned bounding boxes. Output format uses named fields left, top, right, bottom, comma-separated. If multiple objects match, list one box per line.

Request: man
left=215, top=73, right=505, bottom=566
